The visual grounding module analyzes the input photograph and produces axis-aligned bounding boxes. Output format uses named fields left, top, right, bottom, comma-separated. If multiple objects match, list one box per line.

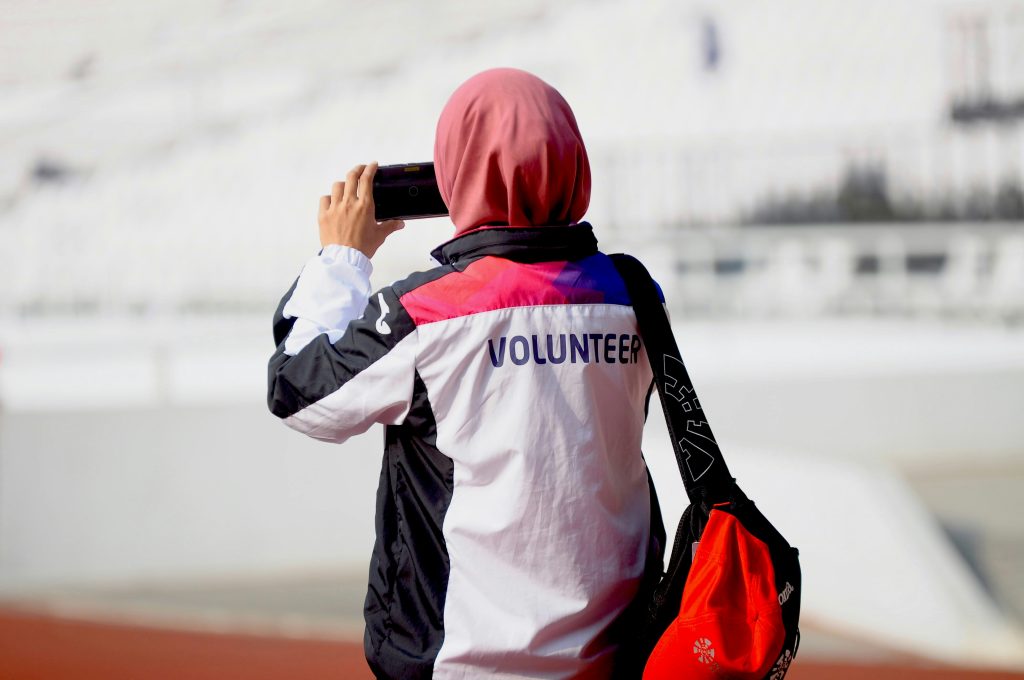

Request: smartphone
left=372, top=163, right=449, bottom=221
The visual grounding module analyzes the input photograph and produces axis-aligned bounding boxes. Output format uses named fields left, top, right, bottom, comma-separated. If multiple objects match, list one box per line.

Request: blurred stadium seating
left=2, top=0, right=1023, bottom=320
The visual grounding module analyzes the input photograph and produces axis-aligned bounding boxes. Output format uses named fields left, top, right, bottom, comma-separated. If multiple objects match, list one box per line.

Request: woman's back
left=361, top=242, right=655, bottom=678
left=269, top=68, right=662, bottom=680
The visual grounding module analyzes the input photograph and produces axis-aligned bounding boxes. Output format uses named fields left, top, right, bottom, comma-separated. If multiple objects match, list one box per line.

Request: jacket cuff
left=320, top=244, right=373, bottom=277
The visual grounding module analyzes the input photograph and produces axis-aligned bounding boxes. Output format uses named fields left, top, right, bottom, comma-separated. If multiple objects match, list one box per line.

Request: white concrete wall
left=0, top=402, right=381, bottom=590
left=2, top=317, right=1022, bottom=591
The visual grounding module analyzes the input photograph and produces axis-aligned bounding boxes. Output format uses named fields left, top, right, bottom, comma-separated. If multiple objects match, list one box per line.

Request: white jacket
left=268, top=223, right=661, bottom=679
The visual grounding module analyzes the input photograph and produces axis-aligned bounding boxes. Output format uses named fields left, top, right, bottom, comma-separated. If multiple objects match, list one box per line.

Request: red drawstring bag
left=612, top=255, right=801, bottom=680
left=644, top=502, right=797, bottom=679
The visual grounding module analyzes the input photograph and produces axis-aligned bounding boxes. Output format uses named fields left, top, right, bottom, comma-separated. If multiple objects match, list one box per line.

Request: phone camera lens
left=408, top=186, right=420, bottom=197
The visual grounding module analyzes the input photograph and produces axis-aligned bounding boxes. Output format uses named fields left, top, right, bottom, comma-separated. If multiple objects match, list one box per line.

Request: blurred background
left=1, top=0, right=1023, bottom=677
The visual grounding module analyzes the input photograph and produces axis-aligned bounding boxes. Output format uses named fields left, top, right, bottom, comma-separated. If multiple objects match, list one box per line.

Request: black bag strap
left=610, top=254, right=734, bottom=505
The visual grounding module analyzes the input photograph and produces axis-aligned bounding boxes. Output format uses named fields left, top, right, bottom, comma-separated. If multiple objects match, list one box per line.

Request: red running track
left=1, top=609, right=1022, bottom=680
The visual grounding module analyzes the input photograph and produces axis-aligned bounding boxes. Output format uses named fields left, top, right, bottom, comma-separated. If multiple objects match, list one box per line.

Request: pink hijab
left=433, top=68, right=591, bottom=234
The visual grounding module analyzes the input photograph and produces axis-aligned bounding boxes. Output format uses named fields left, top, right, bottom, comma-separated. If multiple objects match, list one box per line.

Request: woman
left=268, top=68, right=663, bottom=679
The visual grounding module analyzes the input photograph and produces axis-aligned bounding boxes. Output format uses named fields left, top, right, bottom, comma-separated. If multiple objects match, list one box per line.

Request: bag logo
left=770, top=649, right=793, bottom=679
left=778, top=581, right=796, bottom=606
left=375, top=293, right=391, bottom=335
left=664, top=354, right=717, bottom=481
left=693, top=637, right=721, bottom=670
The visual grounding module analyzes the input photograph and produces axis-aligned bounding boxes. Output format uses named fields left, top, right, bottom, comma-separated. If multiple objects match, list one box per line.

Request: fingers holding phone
left=318, top=161, right=405, bottom=258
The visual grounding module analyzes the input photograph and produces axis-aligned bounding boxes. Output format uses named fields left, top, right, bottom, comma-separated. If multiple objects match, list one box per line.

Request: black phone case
left=372, top=163, right=449, bottom=221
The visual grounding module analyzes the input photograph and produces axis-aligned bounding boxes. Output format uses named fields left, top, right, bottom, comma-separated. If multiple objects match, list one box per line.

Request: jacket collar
left=430, top=222, right=599, bottom=267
